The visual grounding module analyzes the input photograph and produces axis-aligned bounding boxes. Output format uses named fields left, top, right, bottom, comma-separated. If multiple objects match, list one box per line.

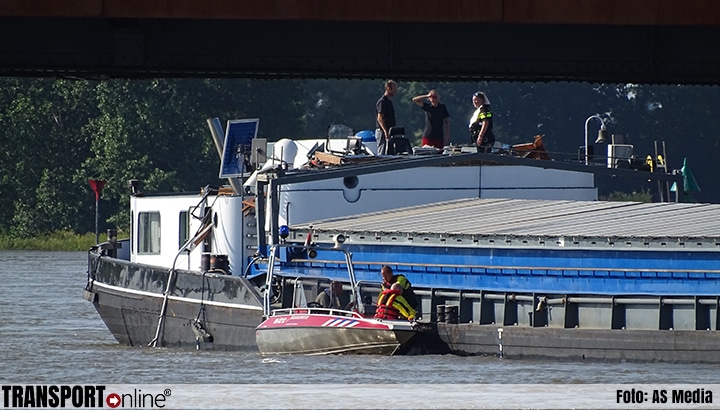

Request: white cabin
left=129, top=136, right=598, bottom=273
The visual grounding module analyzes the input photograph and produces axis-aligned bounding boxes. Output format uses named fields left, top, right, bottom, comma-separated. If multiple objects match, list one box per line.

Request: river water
left=1, top=250, right=718, bottom=409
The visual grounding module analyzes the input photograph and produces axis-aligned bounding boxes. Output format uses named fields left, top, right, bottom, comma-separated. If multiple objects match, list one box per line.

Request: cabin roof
left=291, top=198, right=720, bottom=251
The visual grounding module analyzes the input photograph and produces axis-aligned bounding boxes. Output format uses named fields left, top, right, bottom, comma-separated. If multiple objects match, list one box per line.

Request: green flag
left=670, top=157, right=700, bottom=200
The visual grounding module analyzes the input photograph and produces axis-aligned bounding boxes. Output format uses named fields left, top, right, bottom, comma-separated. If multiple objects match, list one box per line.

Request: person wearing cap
left=469, top=91, right=495, bottom=150
left=375, top=80, right=398, bottom=155
left=412, top=89, right=450, bottom=149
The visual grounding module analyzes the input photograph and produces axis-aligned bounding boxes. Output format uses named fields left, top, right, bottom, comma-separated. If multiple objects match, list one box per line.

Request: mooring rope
left=148, top=267, right=177, bottom=348
left=149, top=186, right=216, bottom=348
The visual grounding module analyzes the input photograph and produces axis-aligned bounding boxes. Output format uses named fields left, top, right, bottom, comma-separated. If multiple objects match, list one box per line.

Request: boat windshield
left=263, top=244, right=361, bottom=318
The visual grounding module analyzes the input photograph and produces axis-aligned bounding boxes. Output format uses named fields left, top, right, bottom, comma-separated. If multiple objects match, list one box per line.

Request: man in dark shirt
left=375, top=80, right=397, bottom=155
left=315, top=280, right=343, bottom=309
left=412, top=89, right=450, bottom=149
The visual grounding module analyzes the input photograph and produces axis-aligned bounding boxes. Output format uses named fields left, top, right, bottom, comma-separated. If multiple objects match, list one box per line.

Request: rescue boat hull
left=256, top=311, right=417, bottom=355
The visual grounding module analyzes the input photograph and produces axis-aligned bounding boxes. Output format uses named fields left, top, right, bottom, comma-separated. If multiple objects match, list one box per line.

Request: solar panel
left=219, top=118, right=259, bottom=178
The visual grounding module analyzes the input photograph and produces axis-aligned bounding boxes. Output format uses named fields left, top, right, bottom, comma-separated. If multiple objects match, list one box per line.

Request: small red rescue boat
left=255, top=244, right=418, bottom=355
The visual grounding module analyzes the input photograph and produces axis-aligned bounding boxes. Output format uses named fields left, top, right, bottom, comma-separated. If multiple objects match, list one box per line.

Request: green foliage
left=0, top=230, right=97, bottom=251
left=0, top=78, right=96, bottom=236
left=301, top=79, right=382, bottom=139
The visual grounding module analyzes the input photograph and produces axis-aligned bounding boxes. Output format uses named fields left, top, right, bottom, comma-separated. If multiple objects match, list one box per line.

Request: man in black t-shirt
left=375, top=80, right=397, bottom=155
left=412, top=89, right=450, bottom=149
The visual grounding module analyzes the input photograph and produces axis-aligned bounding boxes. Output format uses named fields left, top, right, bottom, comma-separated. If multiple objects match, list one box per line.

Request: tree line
left=0, top=77, right=716, bottom=237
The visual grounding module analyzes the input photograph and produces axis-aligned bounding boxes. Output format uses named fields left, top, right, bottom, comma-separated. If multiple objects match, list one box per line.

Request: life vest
left=375, top=289, right=401, bottom=320
left=382, top=274, right=419, bottom=310
left=468, top=105, right=495, bottom=145
left=375, top=288, right=416, bottom=320
left=469, top=105, right=493, bottom=130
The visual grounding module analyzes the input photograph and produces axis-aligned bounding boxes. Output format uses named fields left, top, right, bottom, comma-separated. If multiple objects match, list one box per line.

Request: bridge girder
left=2, top=0, right=720, bottom=84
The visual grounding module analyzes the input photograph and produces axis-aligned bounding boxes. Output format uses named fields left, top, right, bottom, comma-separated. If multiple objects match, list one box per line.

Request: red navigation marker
left=106, top=393, right=121, bottom=408
left=88, top=179, right=107, bottom=244
left=88, top=179, right=106, bottom=201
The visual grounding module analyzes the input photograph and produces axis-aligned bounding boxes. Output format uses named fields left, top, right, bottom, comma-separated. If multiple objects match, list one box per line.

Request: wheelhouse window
left=179, top=210, right=189, bottom=250
left=138, top=212, right=161, bottom=254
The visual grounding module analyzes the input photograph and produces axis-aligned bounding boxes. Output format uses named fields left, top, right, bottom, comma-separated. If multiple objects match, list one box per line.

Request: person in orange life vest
left=375, top=283, right=416, bottom=320
left=380, top=265, right=418, bottom=310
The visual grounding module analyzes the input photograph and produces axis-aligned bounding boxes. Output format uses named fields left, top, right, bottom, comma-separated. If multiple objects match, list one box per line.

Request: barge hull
left=439, top=324, right=720, bottom=363
left=86, top=252, right=264, bottom=351
left=86, top=251, right=720, bottom=361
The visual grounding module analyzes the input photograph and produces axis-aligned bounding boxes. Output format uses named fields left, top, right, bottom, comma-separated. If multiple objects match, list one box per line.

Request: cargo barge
left=84, top=118, right=720, bottom=362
